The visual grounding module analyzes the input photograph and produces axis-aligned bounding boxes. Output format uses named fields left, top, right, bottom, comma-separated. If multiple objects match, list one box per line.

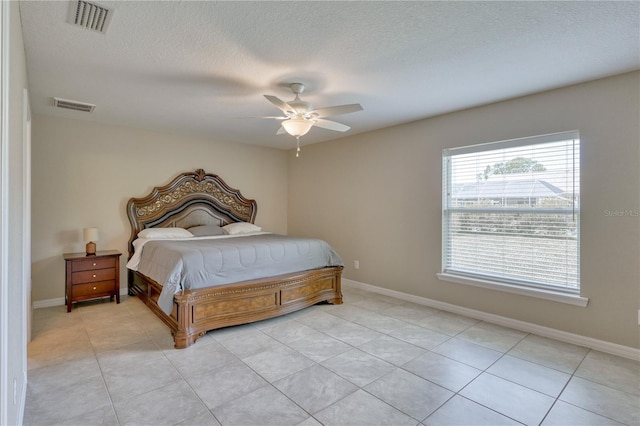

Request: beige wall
left=31, top=116, right=288, bottom=301
left=31, top=72, right=640, bottom=349
left=288, top=72, right=640, bottom=349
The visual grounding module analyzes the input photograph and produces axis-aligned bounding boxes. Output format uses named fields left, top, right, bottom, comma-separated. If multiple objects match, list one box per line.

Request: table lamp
left=83, top=227, right=99, bottom=256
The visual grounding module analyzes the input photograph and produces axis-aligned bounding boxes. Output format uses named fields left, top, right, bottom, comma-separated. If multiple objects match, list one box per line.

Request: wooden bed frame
left=126, top=169, right=343, bottom=349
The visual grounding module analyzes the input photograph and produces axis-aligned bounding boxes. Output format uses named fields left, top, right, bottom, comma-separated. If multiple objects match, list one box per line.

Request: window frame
left=438, top=131, right=588, bottom=307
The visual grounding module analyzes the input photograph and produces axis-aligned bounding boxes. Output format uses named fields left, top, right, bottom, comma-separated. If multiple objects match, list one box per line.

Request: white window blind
left=442, top=131, right=580, bottom=293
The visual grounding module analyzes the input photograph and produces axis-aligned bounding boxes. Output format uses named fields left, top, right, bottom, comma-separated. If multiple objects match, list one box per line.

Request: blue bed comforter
left=133, top=234, right=343, bottom=314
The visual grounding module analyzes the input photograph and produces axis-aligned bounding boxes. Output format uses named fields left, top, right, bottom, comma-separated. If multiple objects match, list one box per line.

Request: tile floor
left=25, top=286, right=639, bottom=426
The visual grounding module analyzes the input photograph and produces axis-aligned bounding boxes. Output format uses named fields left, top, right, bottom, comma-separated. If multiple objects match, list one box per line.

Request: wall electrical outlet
left=354, top=260, right=360, bottom=270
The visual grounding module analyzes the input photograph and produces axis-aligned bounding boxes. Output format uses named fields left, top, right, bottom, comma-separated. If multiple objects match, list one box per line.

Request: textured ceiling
left=19, top=1, right=640, bottom=150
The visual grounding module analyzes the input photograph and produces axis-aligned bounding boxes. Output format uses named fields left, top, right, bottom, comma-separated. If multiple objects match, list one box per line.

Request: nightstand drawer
left=72, top=267, right=116, bottom=284
left=72, top=280, right=117, bottom=297
left=71, top=257, right=116, bottom=272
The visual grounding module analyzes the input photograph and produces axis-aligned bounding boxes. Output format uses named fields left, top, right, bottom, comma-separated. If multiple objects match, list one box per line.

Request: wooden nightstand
left=64, top=250, right=121, bottom=312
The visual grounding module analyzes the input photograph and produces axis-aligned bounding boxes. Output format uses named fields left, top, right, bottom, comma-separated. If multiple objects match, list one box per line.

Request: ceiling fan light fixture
left=261, top=83, right=363, bottom=156
left=281, top=118, right=314, bottom=137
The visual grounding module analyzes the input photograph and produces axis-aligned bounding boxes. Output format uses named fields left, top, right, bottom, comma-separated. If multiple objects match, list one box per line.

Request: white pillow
left=137, top=227, right=193, bottom=239
left=222, top=222, right=262, bottom=235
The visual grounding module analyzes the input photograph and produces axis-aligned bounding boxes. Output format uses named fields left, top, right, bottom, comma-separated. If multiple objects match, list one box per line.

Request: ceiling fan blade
left=314, top=119, right=350, bottom=132
left=276, top=126, right=287, bottom=135
left=241, top=115, right=289, bottom=120
left=264, top=95, right=294, bottom=114
left=310, top=103, right=363, bottom=118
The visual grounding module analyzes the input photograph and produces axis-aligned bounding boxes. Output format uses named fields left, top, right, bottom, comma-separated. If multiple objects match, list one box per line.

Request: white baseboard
left=32, top=288, right=130, bottom=309
left=343, top=278, right=640, bottom=361
left=32, top=297, right=64, bottom=309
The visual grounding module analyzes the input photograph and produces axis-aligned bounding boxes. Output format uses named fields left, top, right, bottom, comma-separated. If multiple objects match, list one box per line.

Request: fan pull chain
left=296, top=136, right=301, bottom=157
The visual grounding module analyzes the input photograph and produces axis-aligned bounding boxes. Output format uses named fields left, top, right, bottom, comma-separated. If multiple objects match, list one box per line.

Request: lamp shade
left=281, top=118, right=314, bottom=137
left=83, top=227, right=99, bottom=242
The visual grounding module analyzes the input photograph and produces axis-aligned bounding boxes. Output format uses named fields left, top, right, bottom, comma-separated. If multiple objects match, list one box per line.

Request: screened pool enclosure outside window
left=441, top=131, right=580, bottom=297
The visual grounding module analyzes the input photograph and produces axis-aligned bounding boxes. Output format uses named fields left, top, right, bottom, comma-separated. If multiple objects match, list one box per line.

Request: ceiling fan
left=261, top=83, right=363, bottom=156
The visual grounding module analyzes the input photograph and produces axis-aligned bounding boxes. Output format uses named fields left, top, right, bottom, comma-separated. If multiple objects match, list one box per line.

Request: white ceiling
left=19, top=1, right=640, bottom=150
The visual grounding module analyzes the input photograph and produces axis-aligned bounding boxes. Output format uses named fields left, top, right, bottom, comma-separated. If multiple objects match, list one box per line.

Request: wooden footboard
left=129, top=266, right=343, bottom=348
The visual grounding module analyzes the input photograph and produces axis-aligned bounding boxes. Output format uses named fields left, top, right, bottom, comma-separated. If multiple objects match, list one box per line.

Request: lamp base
left=86, top=241, right=96, bottom=256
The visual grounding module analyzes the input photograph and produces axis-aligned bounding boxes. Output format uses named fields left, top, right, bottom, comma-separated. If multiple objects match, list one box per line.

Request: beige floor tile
left=26, top=290, right=639, bottom=426
left=164, top=339, right=239, bottom=376
left=508, top=334, right=588, bottom=373
left=457, top=321, right=528, bottom=352
left=321, top=348, right=396, bottom=387
left=424, top=395, right=521, bottom=425
left=432, top=337, right=503, bottom=370
left=487, top=354, right=571, bottom=397
left=542, top=401, right=624, bottom=425
left=560, top=377, right=640, bottom=425
left=329, top=305, right=409, bottom=333
left=322, top=320, right=383, bottom=346
left=242, top=343, right=315, bottom=382
left=87, top=321, right=151, bottom=352
left=411, top=310, right=480, bottom=336
left=260, top=319, right=318, bottom=343
left=185, top=361, right=268, bottom=409
left=25, top=375, right=111, bottom=425
left=358, top=334, right=427, bottom=366
left=99, top=342, right=183, bottom=402
left=460, top=373, right=555, bottom=425
left=211, top=385, right=309, bottom=426
left=388, top=324, right=450, bottom=350
left=113, top=379, right=210, bottom=425
left=350, top=295, right=406, bottom=312
left=575, top=350, right=640, bottom=396
left=314, top=389, right=417, bottom=426
left=28, top=356, right=102, bottom=396
left=274, top=364, right=358, bottom=414
left=174, top=409, right=221, bottom=426
left=27, top=332, right=95, bottom=370
left=365, top=368, right=454, bottom=421
left=295, top=311, right=351, bottom=332
left=382, top=303, right=438, bottom=322
left=285, top=329, right=353, bottom=362
left=217, top=328, right=283, bottom=359
left=403, top=351, right=482, bottom=392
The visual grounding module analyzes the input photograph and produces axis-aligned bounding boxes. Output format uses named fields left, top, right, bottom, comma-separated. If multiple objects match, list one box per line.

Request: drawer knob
left=92, top=274, right=97, bottom=278
left=93, top=286, right=97, bottom=290
left=92, top=262, right=97, bottom=266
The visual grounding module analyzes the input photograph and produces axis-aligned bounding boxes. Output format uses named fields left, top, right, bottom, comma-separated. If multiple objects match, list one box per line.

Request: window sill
left=436, top=273, right=589, bottom=307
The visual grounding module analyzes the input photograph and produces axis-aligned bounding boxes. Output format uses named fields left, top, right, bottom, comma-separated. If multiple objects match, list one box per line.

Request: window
left=440, top=131, right=582, bottom=303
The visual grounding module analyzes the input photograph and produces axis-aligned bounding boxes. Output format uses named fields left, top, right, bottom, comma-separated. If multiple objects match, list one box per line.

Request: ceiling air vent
left=68, top=0, right=113, bottom=34
left=53, top=97, right=96, bottom=113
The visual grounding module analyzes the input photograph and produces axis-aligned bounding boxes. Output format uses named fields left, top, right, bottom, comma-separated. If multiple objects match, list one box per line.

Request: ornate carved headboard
left=126, top=169, right=257, bottom=258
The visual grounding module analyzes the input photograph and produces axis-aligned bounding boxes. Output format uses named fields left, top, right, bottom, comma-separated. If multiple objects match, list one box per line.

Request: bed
left=126, top=169, right=343, bottom=349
